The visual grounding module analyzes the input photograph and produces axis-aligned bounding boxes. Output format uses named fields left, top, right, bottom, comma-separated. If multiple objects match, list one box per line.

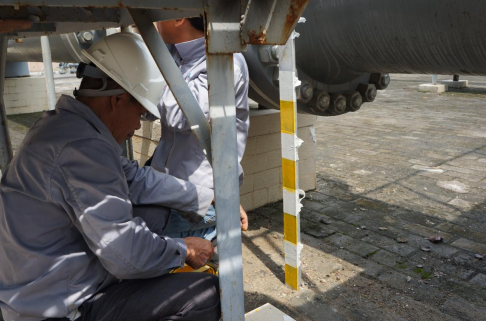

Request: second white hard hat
left=81, top=32, right=164, bottom=119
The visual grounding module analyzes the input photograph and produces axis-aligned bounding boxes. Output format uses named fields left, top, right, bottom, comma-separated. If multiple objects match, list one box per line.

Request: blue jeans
left=164, top=205, right=217, bottom=241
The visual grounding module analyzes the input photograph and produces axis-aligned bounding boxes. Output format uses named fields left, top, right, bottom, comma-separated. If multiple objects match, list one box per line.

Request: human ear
left=110, top=94, right=124, bottom=113
left=175, top=18, right=185, bottom=27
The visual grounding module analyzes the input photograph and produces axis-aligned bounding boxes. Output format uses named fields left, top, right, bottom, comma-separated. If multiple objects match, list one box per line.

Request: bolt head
left=380, top=74, right=390, bottom=88
left=78, top=31, right=94, bottom=43
left=367, top=87, right=377, bottom=101
left=271, top=45, right=279, bottom=60
left=301, top=85, right=314, bottom=100
left=331, top=94, right=346, bottom=114
left=318, top=94, right=330, bottom=111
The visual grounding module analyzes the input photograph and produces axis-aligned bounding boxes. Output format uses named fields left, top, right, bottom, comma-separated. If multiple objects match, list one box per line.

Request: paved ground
left=243, top=74, right=486, bottom=320
left=5, top=74, right=486, bottom=320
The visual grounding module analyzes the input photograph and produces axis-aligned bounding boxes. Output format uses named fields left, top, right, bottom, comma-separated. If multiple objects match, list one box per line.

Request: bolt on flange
left=328, top=94, right=347, bottom=115
left=369, top=73, right=390, bottom=90
left=357, top=83, right=377, bottom=102
left=308, top=90, right=330, bottom=112
left=344, top=91, right=363, bottom=112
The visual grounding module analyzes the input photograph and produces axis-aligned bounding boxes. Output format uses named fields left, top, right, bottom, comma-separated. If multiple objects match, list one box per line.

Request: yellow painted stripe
left=285, top=264, right=299, bottom=290
left=284, top=213, right=298, bottom=244
left=280, top=100, right=295, bottom=134
left=282, top=158, right=296, bottom=190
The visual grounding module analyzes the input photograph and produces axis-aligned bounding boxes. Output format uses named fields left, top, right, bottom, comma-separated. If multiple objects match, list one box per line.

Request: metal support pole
left=279, top=30, right=303, bottom=290
left=207, top=53, right=245, bottom=321
left=432, top=74, right=437, bottom=85
left=129, top=9, right=212, bottom=163
left=0, top=36, right=13, bottom=172
left=40, top=36, right=56, bottom=110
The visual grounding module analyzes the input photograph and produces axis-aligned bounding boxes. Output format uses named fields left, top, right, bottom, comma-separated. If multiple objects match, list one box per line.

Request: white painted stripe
left=283, top=188, right=299, bottom=216
left=281, top=133, right=298, bottom=161
left=284, top=241, right=303, bottom=267
left=279, top=71, right=297, bottom=101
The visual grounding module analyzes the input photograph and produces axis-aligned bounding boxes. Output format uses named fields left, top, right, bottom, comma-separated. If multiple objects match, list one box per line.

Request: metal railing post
left=0, top=36, right=13, bottom=172
left=40, top=36, right=56, bottom=111
left=207, top=53, right=245, bottom=321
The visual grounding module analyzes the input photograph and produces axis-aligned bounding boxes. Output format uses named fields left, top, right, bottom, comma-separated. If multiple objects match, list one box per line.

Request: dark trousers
left=46, top=205, right=221, bottom=321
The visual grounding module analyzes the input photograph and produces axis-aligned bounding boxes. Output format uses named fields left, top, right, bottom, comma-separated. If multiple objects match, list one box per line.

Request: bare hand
left=240, top=205, right=248, bottom=231
left=184, top=237, right=214, bottom=269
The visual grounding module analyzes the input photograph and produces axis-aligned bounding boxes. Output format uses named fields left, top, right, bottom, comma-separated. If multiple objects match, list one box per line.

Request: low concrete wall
left=133, top=109, right=317, bottom=211
left=3, top=77, right=48, bottom=115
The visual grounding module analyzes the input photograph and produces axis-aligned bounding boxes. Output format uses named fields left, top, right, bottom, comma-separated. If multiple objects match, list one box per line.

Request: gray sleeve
left=57, top=138, right=187, bottom=279
left=164, top=72, right=210, bottom=132
left=120, top=156, right=213, bottom=223
left=234, top=54, right=250, bottom=186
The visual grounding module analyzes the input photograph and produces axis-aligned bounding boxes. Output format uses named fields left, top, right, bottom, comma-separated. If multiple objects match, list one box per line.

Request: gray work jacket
left=0, top=95, right=214, bottom=321
left=149, top=37, right=250, bottom=189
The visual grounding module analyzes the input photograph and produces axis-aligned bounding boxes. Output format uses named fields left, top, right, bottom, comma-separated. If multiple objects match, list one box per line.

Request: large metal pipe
left=244, top=0, right=486, bottom=115
left=296, top=0, right=486, bottom=83
left=5, top=1, right=486, bottom=116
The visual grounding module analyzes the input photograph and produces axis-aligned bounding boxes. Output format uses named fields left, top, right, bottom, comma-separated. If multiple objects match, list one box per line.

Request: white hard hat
left=81, top=32, right=163, bottom=119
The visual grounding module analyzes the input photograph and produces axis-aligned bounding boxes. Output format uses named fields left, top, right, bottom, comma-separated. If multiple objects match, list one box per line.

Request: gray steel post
left=40, top=36, right=56, bottom=110
left=128, top=9, right=212, bottom=163
left=0, top=36, right=13, bottom=171
left=207, top=53, right=245, bottom=321
left=432, top=74, right=437, bottom=85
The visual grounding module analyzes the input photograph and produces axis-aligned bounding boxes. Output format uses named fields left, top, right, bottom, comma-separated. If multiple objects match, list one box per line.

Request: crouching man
left=0, top=33, right=219, bottom=321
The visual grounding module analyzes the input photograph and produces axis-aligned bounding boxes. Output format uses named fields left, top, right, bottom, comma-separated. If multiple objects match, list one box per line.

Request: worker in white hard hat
left=145, top=16, right=250, bottom=244
left=0, top=32, right=220, bottom=321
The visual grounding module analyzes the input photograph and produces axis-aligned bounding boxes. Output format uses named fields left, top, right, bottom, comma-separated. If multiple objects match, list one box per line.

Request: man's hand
left=184, top=237, right=214, bottom=269
left=240, top=205, right=248, bottom=231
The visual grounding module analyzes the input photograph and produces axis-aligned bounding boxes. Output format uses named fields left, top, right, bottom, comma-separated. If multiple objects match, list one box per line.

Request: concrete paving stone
left=301, top=199, right=328, bottom=213
left=439, top=297, right=486, bottom=321
left=370, top=249, right=403, bottom=268
left=451, top=238, right=486, bottom=255
left=438, top=277, right=486, bottom=309
left=436, top=222, right=486, bottom=243
left=324, top=233, right=355, bottom=248
left=346, top=240, right=381, bottom=258
left=362, top=233, right=417, bottom=257
left=408, top=252, right=475, bottom=280
left=377, top=269, right=448, bottom=306
left=402, top=223, right=455, bottom=242
left=302, top=222, right=336, bottom=239
left=331, top=249, right=385, bottom=277
left=469, top=273, right=486, bottom=289
left=328, top=220, right=369, bottom=239
left=288, top=292, right=347, bottom=321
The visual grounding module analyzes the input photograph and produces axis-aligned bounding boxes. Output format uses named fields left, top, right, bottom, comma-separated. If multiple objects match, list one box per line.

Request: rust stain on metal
left=247, top=26, right=267, bottom=45
left=0, top=19, right=32, bottom=33
left=282, top=0, right=310, bottom=41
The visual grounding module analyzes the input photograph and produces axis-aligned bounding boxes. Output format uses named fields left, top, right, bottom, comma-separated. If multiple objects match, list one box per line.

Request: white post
left=279, top=27, right=304, bottom=290
left=207, top=53, right=245, bottom=321
left=40, top=36, right=56, bottom=111
left=432, top=74, right=437, bottom=85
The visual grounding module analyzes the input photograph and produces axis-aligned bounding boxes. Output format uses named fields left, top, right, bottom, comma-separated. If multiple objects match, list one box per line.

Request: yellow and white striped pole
left=278, top=26, right=304, bottom=290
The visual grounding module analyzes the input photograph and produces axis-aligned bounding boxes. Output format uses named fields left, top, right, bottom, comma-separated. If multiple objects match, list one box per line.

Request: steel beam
left=278, top=30, right=302, bottom=290
left=0, top=36, right=13, bottom=172
left=129, top=8, right=212, bottom=163
left=0, top=0, right=203, bottom=9
left=207, top=53, right=245, bottom=321
left=206, top=0, right=246, bottom=54
left=40, top=36, right=56, bottom=110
